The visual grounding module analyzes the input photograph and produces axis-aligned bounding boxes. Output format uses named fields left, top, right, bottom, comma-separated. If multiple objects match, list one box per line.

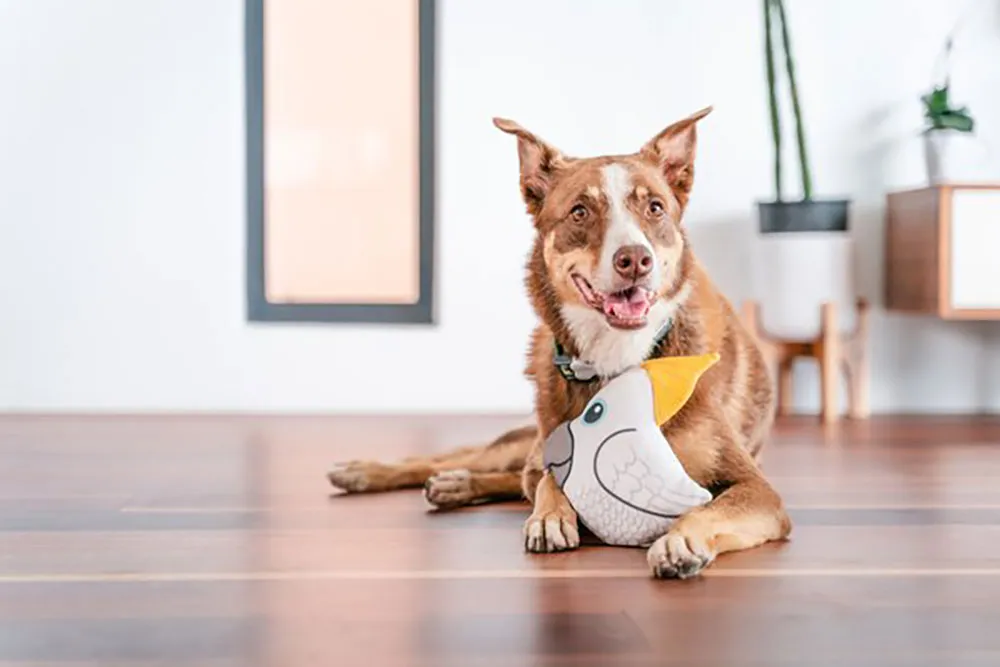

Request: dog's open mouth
left=572, top=274, right=654, bottom=330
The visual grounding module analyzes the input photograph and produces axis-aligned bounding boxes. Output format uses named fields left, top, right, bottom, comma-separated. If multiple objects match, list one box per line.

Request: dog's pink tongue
left=603, top=290, right=651, bottom=319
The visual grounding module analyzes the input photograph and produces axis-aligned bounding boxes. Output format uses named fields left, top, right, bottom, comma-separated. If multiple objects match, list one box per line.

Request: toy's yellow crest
left=641, top=353, right=720, bottom=425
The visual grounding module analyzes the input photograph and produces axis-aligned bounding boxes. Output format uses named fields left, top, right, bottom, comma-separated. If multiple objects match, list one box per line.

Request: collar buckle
left=552, top=318, right=674, bottom=383
left=554, top=348, right=595, bottom=382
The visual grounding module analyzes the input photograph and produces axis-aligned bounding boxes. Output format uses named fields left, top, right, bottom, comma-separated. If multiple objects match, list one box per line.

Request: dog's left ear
left=640, top=106, right=712, bottom=207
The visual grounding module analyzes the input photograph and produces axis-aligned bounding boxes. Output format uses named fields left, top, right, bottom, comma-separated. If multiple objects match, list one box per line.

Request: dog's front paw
left=424, top=469, right=475, bottom=510
left=647, top=522, right=717, bottom=579
left=327, top=461, right=391, bottom=493
left=523, top=509, right=580, bottom=553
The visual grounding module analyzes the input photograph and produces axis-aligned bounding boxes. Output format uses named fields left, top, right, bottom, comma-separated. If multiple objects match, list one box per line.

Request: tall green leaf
left=774, top=0, right=812, bottom=200
left=763, top=0, right=782, bottom=200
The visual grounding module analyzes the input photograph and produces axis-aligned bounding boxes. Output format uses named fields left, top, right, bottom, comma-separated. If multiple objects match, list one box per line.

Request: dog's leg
left=647, top=424, right=791, bottom=579
left=523, top=470, right=579, bottom=552
left=328, top=425, right=534, bottom=502
left=423, top=470, right=524, bottom=509
left=327, top=458, right=439, bottom=494
left=521, top=439, right=580, bottom=552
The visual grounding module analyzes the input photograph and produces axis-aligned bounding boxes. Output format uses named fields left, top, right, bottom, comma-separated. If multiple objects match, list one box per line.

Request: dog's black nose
left=613, top=245, right=653, bottom=281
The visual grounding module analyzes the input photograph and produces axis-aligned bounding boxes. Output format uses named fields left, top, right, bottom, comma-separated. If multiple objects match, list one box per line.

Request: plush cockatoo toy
left=543, top=353, right=720, bottom=547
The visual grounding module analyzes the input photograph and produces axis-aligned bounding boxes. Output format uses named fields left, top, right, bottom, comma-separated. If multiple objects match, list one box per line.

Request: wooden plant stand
left=741, top=298, right=871, bottom=424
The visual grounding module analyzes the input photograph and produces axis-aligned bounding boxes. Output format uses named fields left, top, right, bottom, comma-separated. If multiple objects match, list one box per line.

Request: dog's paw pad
left=327, top=462, right=376, bottom=493
left=524, top=512, right=580, bottom=553
left=647, top=532, right=714, bottom=580
left=424, top=469, right=474, bottom=509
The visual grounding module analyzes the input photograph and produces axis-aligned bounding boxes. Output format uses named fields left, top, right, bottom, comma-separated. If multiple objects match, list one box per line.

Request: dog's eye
left=582, top=399, right=606, bottom=425
left=648, top=199, right=665, bottom=217
left=570, top=204, right=588, bottom=222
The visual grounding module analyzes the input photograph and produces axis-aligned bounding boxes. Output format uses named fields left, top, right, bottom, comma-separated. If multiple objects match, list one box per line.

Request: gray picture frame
left=244, top=0, right=436, bottom=324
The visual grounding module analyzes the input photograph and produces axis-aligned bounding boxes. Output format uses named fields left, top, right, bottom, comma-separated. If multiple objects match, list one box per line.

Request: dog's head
left=495, top=108, right=710, bottom=373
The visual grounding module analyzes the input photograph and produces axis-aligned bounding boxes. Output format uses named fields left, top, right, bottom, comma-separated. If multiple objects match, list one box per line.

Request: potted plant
left=757, top=0, right=849, bottom=233
left=921, top=39, right=976, bottom=184
left=753, top=0, right=854, bottom=342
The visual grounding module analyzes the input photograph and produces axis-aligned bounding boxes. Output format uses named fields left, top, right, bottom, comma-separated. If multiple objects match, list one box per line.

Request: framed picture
left=245, top=0, right=435, bottom=323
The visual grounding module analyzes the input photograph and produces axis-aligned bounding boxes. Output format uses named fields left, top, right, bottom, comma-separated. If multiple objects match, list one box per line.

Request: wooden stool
left=741, top=298, right=871, bottom=423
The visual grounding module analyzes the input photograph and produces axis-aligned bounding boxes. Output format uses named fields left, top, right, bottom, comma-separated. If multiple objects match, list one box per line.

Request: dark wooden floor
left=3, top=415, right=1000, bottom=666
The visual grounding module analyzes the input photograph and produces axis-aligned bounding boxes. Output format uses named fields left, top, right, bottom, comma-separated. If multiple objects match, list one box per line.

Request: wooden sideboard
left=885, top=183, right=1000, bottom=319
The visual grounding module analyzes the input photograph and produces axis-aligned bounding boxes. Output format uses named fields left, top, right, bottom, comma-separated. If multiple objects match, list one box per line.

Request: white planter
left=923, top=129, right=979, bottom=184
left=752, top=232, right=855, bottom=340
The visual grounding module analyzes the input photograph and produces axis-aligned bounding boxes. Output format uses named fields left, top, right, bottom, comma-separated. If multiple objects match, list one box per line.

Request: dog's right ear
left=493, top=118, right=566, bottom=216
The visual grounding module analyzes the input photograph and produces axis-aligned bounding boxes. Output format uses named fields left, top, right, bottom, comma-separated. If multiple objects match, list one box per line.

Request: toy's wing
left=641, top=353, right=720, bottom=425
left=542, top=421, right=574, bottom=488
left=594, top=430, right=712, bottom=519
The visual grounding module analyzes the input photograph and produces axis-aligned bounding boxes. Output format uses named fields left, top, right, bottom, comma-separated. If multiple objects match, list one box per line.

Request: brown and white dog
left=328, top=107, right=791, bottom=578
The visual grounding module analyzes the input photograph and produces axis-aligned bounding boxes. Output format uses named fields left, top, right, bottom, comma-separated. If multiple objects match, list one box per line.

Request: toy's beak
left=542, top=422, right=574, bottom=488
left=641, top=353, right=720, bottom=426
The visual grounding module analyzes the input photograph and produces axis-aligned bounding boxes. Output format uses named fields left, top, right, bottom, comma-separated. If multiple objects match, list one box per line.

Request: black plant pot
left=757, top=199, right=850, bottom=234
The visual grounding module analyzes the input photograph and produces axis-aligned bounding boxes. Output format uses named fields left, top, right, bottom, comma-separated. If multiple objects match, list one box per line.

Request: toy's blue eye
left=582, top=399, right=606, bottom=425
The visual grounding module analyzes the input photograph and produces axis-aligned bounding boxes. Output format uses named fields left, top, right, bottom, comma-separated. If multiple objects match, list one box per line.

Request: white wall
left=1, top=0, right=999, bottom=414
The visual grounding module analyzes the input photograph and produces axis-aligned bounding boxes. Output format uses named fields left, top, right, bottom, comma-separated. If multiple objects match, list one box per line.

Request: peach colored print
left=264, top=0, right=420, bottom=304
